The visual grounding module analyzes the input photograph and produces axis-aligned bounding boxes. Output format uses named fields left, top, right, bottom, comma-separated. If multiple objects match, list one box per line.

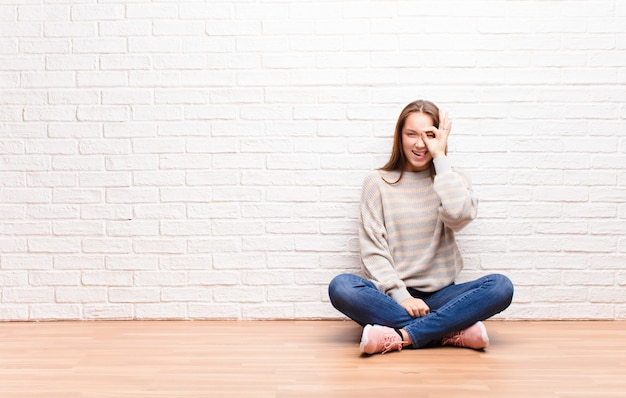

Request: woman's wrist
left=431, top=151, right=446, bottom=159
left=432, top=155, right=452, bottom=174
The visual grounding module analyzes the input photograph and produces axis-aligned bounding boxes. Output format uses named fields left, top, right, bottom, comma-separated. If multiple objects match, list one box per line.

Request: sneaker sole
left=359, top=324, right=374, bottom=354
left=476, top=321, right=490, bottom=348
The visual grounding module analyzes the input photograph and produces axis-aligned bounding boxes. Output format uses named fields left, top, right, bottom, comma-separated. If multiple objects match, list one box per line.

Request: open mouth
left=412, top=150, right=427, bottom=158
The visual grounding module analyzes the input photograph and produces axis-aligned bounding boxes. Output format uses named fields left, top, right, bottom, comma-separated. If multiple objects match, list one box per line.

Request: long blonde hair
left=380, top=100, right=441, bottom=184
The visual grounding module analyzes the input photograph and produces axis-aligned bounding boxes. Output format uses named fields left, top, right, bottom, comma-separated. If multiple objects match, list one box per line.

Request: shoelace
left=441, top=331, right=464, bottom=347
left=380, top=334, right=403, bottom=354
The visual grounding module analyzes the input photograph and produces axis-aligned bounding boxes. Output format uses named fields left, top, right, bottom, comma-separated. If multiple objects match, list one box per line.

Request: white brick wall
left=1, top=0, right=625, bottom=321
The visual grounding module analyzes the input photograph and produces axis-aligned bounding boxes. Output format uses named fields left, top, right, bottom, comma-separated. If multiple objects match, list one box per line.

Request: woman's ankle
left=400, top=329, right=412, bottom=347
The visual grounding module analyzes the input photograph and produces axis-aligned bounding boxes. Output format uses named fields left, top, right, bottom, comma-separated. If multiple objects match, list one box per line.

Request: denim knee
left=328, top=273, right=352, bottom=301
left=490, top=273, right=514, bottom=305
left=328, top=273, right=349, bottom=311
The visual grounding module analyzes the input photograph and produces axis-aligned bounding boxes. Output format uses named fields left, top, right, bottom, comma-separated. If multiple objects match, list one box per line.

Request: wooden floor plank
left=0, top=320, right=624, bottom=397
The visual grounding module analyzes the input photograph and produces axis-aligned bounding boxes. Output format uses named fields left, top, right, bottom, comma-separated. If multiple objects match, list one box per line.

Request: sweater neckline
left=379, top=169, right=431, bottom=183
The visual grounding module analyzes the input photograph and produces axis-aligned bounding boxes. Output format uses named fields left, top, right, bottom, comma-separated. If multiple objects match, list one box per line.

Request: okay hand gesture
left=420, top=110, right=452, bottom=159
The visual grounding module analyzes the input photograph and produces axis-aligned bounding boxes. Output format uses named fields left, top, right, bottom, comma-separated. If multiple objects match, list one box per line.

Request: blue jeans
left=328, top=273, right=514, bottom=348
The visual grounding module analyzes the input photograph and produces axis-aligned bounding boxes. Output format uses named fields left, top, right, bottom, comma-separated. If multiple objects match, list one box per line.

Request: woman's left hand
left=400, top=297, right=430, bottom=318
left=420, top=110, right=452, bottom=159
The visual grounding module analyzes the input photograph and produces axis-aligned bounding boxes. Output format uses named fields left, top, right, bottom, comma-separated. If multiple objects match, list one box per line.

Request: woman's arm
left=421, top=110, right=478, bottom=231
left=433, top=157, right=478, bottom=231
left=358, top=174, right=413, bottom=304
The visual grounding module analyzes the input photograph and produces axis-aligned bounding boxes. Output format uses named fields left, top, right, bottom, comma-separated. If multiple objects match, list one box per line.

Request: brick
left=109, top=287, right=159, bottom=303
left=56, top=287, right=106, bottom=303
left=126, top=4, right=178, bottom=19
left=106, top=219, right=159, bottom=236
left=29, top=304, right=81, bottom=320
left=0, top=306, right=29, bottom=321
left=77, top=105, right=129, bottom=121
left=83, top=304, right=133, bottom=320
left=18, top=5, right=69, bottom=22
left=179, top=4, right=232, bottom=20
left=133, top=204, right=186, bottom=219
left=135, top=303, right=187, bottom=319
left=187, top=238, right=241, bottom=254
left=160, top=221, right=212, bottom=236
left=105, top=188, right=159, bottom=204
left=78, top=172, right=130, bottom=187
left=212, top=187, right=262, bottom=202
left=559, top=304, right=614, bottom=320
left=44, top=22, right=95, bottom=38
left=0, top=254, right=52, bottom=270
left=72, top=38, right=126, bottom=54
left=53, top=221, right=103, bottom=236
left=104, top=123, right=155, bottom=138
left=241, top=304, right=294, bottom=320
left=242, top=236, right=294, bottom=252
left=105, top=255, right=157, bottom=271
left=28, top=237, right=81, bottom=253
left=134, top=271, right=186, bottom=286
left=267, top=254, right=319, bottom=269
left=215, top=286, right=265, bottom=303
left=100, top=55, right=151, bottom=70
left=0, top=271, right=28, bottom=286
left=212, top=220, right=264, bottom=236
left=134, top=172, right=185, bottom=187
left=186, top=138, right=238, bottom=154
left=161, top=287, right=211, bottom=302
left=129, top=71, right=182, bottom=87
left=188, top=271, right=239, bottom=285
left=296, top=302, right=343, bottom=319
left=159, top=155, right=212, bottom=170
left=48, top=91, right=100, bottom=107
left=188, top=303, right=240, bottom=320
left=267, top=286, right=321, bottom=302
left=54, top=255, right=104, bottom=270
left=70, top=5, right=124, bottom=21
left=46, top=55, right=97, bottom=71
left=155, top=89, right=209, bottom=105
left=0, top=90, right=46, bottom=105
left=213, top=254, right=266, bottom=270
left=80, top=205, right=131, bottom=220
left=159, top=255, right=210, bottom=270
left=3, top=287, right=53, bottom=303
left=22, top=72, right=75, bottom=88
left=133, top=239, right=186, bottom=254
left=82, top=238, right=131, bottom=254
left=48, top=122, right=100, bottom=137
left=105, top=155, right=157, bottom=171
left=102, top=89, right=152, bottom=105
left=81, top=271, right=132, bottom=286
left=160, top=187, right=211, bottom=203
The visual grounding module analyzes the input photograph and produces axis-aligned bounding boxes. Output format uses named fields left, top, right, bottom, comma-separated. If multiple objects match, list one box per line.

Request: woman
left=328, top=100, right=514, bottom=355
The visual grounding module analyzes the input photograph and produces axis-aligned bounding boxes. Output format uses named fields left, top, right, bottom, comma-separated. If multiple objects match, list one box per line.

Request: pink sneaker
left=441, top=321, right=489, bottom=350
left=359, top=324, right=404, bottom=355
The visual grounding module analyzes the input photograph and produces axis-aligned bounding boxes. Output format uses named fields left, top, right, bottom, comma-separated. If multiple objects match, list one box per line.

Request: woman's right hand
left=400, top=297, right=430, bottom=318
left=420, top=110, right=452, bottom=159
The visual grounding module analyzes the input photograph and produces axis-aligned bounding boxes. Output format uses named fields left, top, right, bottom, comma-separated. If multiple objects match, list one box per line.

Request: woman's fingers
left=401, top=297, right=431, bottom=318
left=439, top=111, right=452, bottom=133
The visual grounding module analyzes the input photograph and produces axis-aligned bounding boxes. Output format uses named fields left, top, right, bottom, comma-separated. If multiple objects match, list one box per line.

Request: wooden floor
left=0, top=320, right=624, bottom=397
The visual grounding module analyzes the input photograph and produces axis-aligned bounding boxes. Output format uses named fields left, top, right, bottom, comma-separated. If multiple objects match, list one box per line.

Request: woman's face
left=402, top=112, right=435, bottom=172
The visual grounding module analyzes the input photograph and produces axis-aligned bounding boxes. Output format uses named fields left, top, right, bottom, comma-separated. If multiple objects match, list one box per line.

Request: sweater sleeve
left=432, top=156, right=478, bottom=232
left=358, top=174, right=412, bottom=304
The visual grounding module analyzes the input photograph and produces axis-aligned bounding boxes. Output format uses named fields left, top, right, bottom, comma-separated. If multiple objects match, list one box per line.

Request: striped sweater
left=359, top=156, right=478, bottom=304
